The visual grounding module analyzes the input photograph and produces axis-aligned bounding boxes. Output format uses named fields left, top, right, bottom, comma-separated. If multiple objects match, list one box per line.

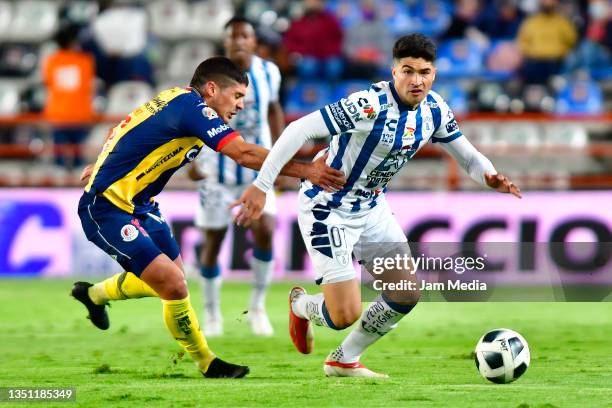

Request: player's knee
left=161, top=278, right=188, bottom=300
left=329, top=305, right=361, bottom=329
left=404, top=287, right=421, bottom=305
left=390, top=287, right=421, bottom=307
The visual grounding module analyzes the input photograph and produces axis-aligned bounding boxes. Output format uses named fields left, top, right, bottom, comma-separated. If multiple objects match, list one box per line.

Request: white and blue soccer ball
left=474, top=328, right=530, bottom=384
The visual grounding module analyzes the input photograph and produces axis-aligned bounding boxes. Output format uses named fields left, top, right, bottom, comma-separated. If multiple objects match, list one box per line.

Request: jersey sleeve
left=318, top=88, right=380, bottom=137
left=430, top=93, right=463, bottom=144
left=265, top=61, right=282, bottom=103
left=181, top=103, right=240, bottom=152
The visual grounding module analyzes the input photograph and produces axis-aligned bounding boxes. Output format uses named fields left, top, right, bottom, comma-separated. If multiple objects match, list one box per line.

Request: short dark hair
left=55, top=23, right=80, bottom=49
left=392, top=33, right=437, bottom=62
left=224, top=15, right=254, bottom=30
left=190, top=56, right=249, bottom=89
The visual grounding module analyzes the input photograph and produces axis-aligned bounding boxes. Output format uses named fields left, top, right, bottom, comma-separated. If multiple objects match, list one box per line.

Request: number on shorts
left=330, top=226, right=346, bottom=248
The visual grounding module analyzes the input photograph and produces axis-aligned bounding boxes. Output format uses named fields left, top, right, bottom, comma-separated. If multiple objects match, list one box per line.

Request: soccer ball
left=474, top=328, right=530, bottom=384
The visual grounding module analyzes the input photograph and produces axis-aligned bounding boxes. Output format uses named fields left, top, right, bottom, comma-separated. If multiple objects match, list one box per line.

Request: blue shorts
left=78, top=192, right=180, bottom=276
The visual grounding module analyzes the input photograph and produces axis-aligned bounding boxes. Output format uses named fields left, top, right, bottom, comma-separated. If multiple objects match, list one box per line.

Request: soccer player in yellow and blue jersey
left=72, top=57, right=345, bottom=378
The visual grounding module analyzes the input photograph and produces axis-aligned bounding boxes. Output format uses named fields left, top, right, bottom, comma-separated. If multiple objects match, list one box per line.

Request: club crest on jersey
left=335, top=250, right=350, bottom=266
left=185, top=145, right=202, bottom=162
left=121, top=224, right=139, bottom=242
left=202, top=106, right=218, bottom=119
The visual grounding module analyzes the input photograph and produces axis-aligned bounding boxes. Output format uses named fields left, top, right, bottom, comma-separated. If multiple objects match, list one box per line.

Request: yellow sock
left=162, top=296, right=216, bottom=372
left=88, top=272, right=158, bottom=305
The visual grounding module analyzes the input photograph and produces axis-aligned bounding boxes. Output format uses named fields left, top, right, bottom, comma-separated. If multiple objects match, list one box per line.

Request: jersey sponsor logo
left=207, top=123, right=230, bottom=138
left=446, top=119, right=459, bottom=133
left=121, top=224, right=139, bottom=242
left=202, top=106, right=218, bottom=119
left=136, top=146, right=184, bottom=181
left=366, top=151, right=409, bottom=187
left=403, top=126, right=415, bottom=145
left=329, top=101, right=354, bottom=132
left=426, top=100, right=439, bottom=109
left=362, top=104, right=376, bottom=119
left=144, top=96, right=168, bottom=115
left=342, top=98, right=362, bottom=123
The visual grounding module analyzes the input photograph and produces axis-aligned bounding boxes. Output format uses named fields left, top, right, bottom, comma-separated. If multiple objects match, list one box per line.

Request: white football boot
left=323, top=353, right=389, bottom=378
left=202, top=310, right=223, bottom=337
left=248, top=309, right=274, bottom=336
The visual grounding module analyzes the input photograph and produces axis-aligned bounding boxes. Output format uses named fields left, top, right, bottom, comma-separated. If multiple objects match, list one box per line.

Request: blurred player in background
left=188, top=17, right=284, bottom=337
left=235, top=34, right=521, bottom=378
left=72, top=57, right=344, bottom=379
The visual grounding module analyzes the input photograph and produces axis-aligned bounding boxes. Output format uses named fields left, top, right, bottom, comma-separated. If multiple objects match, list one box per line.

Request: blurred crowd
left=0, top=0, right=610, bottom=173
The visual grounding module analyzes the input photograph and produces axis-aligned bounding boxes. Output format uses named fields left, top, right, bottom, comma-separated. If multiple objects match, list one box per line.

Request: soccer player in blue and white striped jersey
left=235, top=33, right=521, bottom=378
left=188, top=17, right=284, bottom=337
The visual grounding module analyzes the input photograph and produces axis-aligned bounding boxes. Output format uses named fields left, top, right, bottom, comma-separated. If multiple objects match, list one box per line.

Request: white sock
left=250, top=258, right=274, bottom=311
left=292, top=293, right=337, bottom=329
left=330, top=297, right=415, bottom=363
left=202, top=276, right=221, bottom=318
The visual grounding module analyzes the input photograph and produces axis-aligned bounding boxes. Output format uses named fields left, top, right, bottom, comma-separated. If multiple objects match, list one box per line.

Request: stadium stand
left=0, top=0, right=609, bottom=190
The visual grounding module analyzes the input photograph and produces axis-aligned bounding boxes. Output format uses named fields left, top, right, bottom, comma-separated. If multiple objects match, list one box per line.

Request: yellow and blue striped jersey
left=85, top=87, right=239, bottom=214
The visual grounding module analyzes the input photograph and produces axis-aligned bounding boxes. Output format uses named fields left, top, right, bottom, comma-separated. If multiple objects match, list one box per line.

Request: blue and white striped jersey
left=195, top=55, right=281, bottom=186
left=302, top=80, right=462, bottom=212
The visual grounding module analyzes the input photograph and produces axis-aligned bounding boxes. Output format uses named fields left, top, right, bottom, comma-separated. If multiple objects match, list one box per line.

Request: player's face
left=206, top=81, right=247, bottom=122
left=224, top=22, right=257, bottom=66
left=392, top=57, right=436, bottom=108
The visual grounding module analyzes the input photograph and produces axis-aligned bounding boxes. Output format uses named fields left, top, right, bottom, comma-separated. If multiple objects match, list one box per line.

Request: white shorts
left=297, top=192, right=408, bottom=285
left=195, top=182, right=277, bottom=229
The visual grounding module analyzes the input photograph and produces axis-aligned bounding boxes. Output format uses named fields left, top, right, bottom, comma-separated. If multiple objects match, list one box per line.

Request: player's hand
left=231, top=185, right=266, bottom=227
left=485, top=173, right=522, bottom=198
left=80, top=164, right=94, bottom=183
left=307, top=154, right=346, bottom=192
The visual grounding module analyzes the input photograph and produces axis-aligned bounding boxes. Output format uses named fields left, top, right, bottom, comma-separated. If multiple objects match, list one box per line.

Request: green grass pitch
left=1, top=279, right=610, bottom=407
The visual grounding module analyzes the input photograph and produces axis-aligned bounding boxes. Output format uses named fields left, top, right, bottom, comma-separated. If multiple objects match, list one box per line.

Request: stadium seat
left=378, top=0, right=411, bottom=36
left=0, top=44, right=38, bottom=77
left=543, top=123, right=588, bottom=148
left=0, top=1, right=12, bottom=41
left=495, top=122, right=541, bottom=150
left=148, top=0, right=190, bottom=40
left=432, top=82, right=468, bottom=115
left=408, top=0, right=451, bottom=38
left=522, top=85, right=555, bottom=113
left=61, top=1, right=99, bottom=24
left=188, top=0, right=234, bottom=41
left=105, top=81, right=155, bottom=116
left=84, top=124, right=113, bottom=161
left=333, top=80, right=371, bottom=101
left=484, top=40, right=521, bottom=81
left=166, top=41, right=215, bottom=82
left=555, top=80, right=603, bottom=115
left=284, top=80, right=334, bottom=117
left=8, top=1, right=59, bottom=43
left=457, top=122, right=494, bottom=147
left=475, top=82, right=507, bottom=112
left=0, top=81, right=22, bottom=116
left=326, top=0, right=361, bottom=28
left=244, top=0, right=271, bottom=23
left=436, top=40, right=484, bottom=79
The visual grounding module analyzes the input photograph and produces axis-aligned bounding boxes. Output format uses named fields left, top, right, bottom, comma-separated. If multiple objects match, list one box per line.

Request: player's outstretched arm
left=230, top=111, right=342, bottom=226
left=220, top=135, right=345, bottom=191
left=441, top=136, right=521, bottom=199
